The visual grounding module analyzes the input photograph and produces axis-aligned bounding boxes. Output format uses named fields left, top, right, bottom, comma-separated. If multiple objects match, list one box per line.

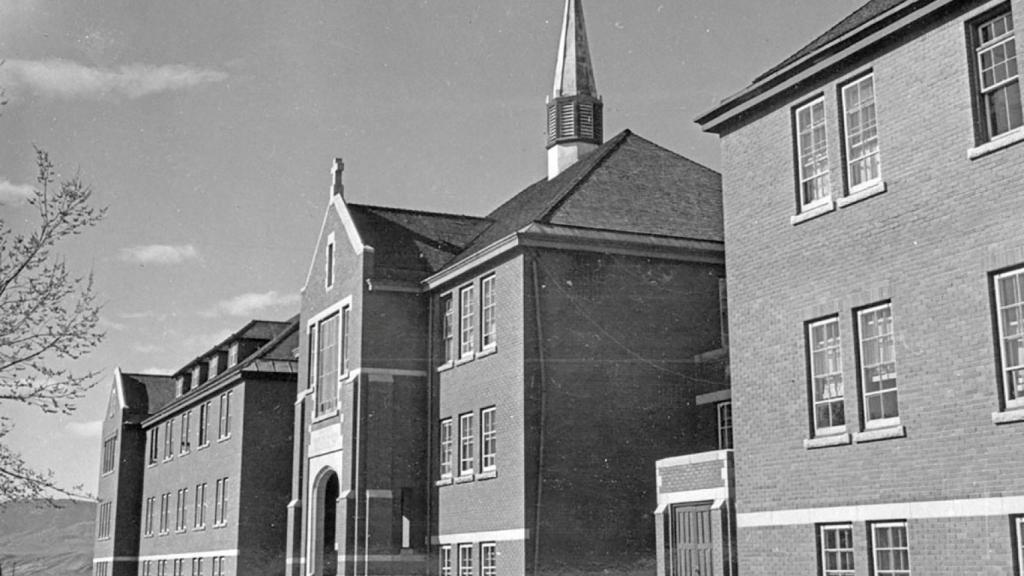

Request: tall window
left=180, top=411, right=191, bottom=454
left=148, top=428, right=159, bottom=464
left=439, top=419, right=453, bottom=479
left=218, top=391, right=232, bottom=439
left=481, top=543, right=496, bottom=576
left=871, top=522, right=910, bottom=576
left=858, top=304, right=898, bottom=426
left=442, top=295, right=455, bottom=364
left=158, top=560, right=168, bottom=576
left=995, top=267, right=1024, bottom=410
left=820, top=524, right=854, bottom=576
left=326, top=236, right=336, bottom=289
left=795, top=97, right=831, bottom=211
left=841, top=74, right=881, bottom=190
left=460, top=285, right=476, bottom=358
left=228, top=342, right=239, bottom=367
left=175, top=488, right=188, bottom=532
left=143, top=561, right=152, bottom=576
left=341, top=306, right=351, bottom=375
left=163, top=420, right=174, bottom=460
left=214, top=477, right=228, bottom=526
left=194, top=483, right=207, bottom=528
left=717, top=401, right=733, bottom=450
left=481, top=407, right=496, bottom=471
left=440, top=545, right=452, bottom=576
left=97, top=501, right=111, bottom=540
left=159, top=493, right=170, bottom=534
left=718, top=277, right=729, bottom=348
left=1015, top=517, right=1024, bottom=574
left=458, top=544, right=474, bottom=576
left=481, top=275, right=496, bottom=349
left=809, top=317, right=845, bottom=434
left=101, top=436, right=116, bottom=474
left=198, top=402, right=210, bottom=447
left=173, top=559, right=184, bottom=576
left=212, top=557, right=225, bottom=576
left=191, top=558, right=204, bottom=576
left=315, top=314, right=340, bottom=414
left=459, top=413, right=475, bottom=476
left=974, top=11, right=1022, bottom=141
left=144, top=497, right=155, bottom=536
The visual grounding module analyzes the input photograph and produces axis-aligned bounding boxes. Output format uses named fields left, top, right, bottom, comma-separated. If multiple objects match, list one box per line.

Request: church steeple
left=547, top=0, right=603, bottom=180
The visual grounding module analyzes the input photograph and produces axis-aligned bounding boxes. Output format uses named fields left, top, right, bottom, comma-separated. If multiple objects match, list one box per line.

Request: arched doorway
left=312, top=468, right=340, bottom=576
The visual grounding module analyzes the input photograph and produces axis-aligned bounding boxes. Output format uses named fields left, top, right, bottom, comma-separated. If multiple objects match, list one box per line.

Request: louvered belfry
left=547, top=0, right=604, bottom=179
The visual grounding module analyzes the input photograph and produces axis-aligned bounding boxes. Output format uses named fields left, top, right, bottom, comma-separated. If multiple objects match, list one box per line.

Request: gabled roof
left=119, top=373, right=177, bottom=415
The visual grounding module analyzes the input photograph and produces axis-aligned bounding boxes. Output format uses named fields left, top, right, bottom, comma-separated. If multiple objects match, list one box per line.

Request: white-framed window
left=175, top=488, right=188, bottom=532
left=341, top=306, right=351, bottom=375
left=94, top=561, right=109, bottom=576
left=795, top=97, right=831, bottom=211
left=315, top=313, right=340, bottom=414
left=439, top=418, right=453, bottom=479
left=481, top=275, right=496, bottom=349
left=460, top=285, right=476, bottom=358
left=440, top=545, right=452, bottom=576
left=96, top=501, right=111, bottom=540
left=159, top=492, right=170, bottom=534
left=212, top=557, right=225, bottom=576
left=974, top=10, right=1023, bottom=141
left=198, top=402, right=210, bottom=447
left=809, top=317, right=846, bottom=435
left=172, top=559, right=184, bottom=576
left=820, top=524, right=854, bottom=576
left=458, top=544, right=474, bottom=576
left=194, top=483, right=207, bottom=529
left=101, top=435, right=116, bottom=474
left=481, top=407, right=496, bottom=471
left=144, top=497, right=155, bottom=536
left=143, top=561, right=152, bottom=576
left=214, top=477, right=228, bottom=527
left=459, top=412, right=475, bottom=476
left=1015, top=517, right=1024, bottom=575
left=481, top=542, right=496, bottom=576
left=208, top=354, right=220, bottom=379
left=717, top=401, right=733, bottom=450
left=442, top=295, right=455, bottom=365
left=326, top=233, right=336, bottom=289
left=179, top=411, right=191, bottom=454
left=218, top=391, right=232, bottom=439
left=870, top=522, right=910, bottom=576
left=228, top=342, right=239, bottom=367
left=858, top=303, right=898, bottom=427
left=191, top=558, right=204, bottom=576
left=996, top=267, right=1024, bottom=410
left=148, top=428, right=159, bottom=465
left=163, top=420, right=174, bottom=460
left=841, top=73, right=881, bottom=191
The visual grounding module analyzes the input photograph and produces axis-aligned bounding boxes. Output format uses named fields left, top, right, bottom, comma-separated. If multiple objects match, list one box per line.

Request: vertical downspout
left=426, top=293, right=435, bottom=559
left=530, top=254, right=549, bottom=576
left=352, top=372, right=362, bottom=576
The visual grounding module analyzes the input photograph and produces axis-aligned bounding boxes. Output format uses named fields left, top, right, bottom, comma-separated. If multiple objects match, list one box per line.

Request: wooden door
left=671, top=504, right=713, bottom=576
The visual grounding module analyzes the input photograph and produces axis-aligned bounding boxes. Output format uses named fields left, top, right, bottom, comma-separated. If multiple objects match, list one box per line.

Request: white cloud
left=0, top=59, right=227, bottom=100
left=131, top=343, right=162, bottom=354
left=119, top=244, right=199, bottom=265
left=0, top=178, right=34, bottom=205
left=65, top=420, right=103, bottom=438
left=207, top=291, right=300, bottom=318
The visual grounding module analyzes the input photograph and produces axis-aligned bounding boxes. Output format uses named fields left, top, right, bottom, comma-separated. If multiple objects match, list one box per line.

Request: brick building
left=694, top=0, right=1024, bottom=573
left=92, top=319, right=298, bottom=576
left=285, top=1, right=729, bottom=575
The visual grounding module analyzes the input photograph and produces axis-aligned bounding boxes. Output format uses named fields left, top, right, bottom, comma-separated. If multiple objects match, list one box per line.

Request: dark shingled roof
left=120, top=373, right=177, bottom=415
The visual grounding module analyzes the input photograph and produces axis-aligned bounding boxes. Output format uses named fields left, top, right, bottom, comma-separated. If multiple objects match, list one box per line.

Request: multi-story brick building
left=694, top=0, right=1024, bottom=573
left=93, top=319, right=298, bottom=576
left=286, top=1, right=729, bottom=575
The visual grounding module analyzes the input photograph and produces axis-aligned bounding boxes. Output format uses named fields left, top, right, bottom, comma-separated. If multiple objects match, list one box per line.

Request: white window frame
left=163, top=420, right=174, bottom=460
left=308, top=300, right=350, bottom=418
left=440, top=545, right=452, bottom=576
left=439, top=418, right=453, bottom=479
left=841, top=73, right=882, bottom=192
left=460, top=284, right=476, bottom=359
left=870, top=521, right=910, bottom=576
left=179, top=410, right=191, bottom=454
left=481, top=542, right=496, bottom=576
left=717, top=401, right=733, bottom=450
left=218, top=391, right=232, bottom=440
left=481, top=407, right=496, bottom=471
left=458, top=544, right=474, bottom=576
left=101, top=435, right=116, bottom=475
left=795, top=96, right=832, bottom=212
left=481, top=274, right=497, bottom=350
left=1015, top=517, right=1024, bottom=576
left=326, top=232, right=336, bottom=290
left=148, top=428, right=159, bottom=465
left=974, top=10, right=1023, bottom=141
left=995, top=267, right=1024, bottom=410
left=144, top=497, right=155, bottom=536
left=341, top=305, right=351, bottom=376
left=227, top=342, right=239, bottom=367
left=97, top=501, right=111, bottom=540
left=441, top=294, right=455, bottom=366
left=809, top=317, right=846, bottom=436
left=820, top=524, right=854, bottom=576
left=198, top=402, right=210, bottom=447
left=194, top=483, right=207, bottom=529
left=459, top=412, right=475, bottom=476
left=858, top=303, right=899, bottom=429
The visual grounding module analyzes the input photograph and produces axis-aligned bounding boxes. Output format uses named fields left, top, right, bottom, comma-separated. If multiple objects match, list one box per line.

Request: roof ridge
left=348, top=202, right=491, bottom=222
left=623, top=131, right=722, bottom=176
left=537, top=129, right=633, bottom=223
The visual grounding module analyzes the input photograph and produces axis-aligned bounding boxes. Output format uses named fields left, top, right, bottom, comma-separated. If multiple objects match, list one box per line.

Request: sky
left=0, top=0, right=867, bottom=496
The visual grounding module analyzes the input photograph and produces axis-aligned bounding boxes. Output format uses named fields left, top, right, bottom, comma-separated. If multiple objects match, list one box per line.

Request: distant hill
left=0, top=499, right=95, bottom=576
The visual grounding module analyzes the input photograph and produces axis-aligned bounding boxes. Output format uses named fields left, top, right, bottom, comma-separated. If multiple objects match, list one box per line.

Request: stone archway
left=311, top=468, right=340, bottom=576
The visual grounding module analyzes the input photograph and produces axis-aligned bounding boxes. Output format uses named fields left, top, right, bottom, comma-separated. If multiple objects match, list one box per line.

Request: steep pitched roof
left=120, top=373, right=177, bottom=415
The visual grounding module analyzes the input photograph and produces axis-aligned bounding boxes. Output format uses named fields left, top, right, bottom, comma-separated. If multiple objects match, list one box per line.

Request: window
left=101, top=436, right=116, bottom=474
left=158, top=560, right=168, bottom=576
left=458, top=544, right=474, bottom=576
left=315, top=314, right=340, bottom=414
left=841, top=74, right=881, bottom=190
left=809, top=317, right=845, bottom=435
left=871, top=522, right=910, bottom=576
left=214, top=477, right=228, bottom=526
left=717, top=401, right=733, bottom=450
left=481, top=543, right=496, bottom=576
left=159, top=492, right=170, bottom=534
left=996, top=267, right=1024, bottom=409
left=144, top=497, right=155, bottom=536
left=460, top=285, right=476, bottom=358
left=795, top=97, right=831, bottom=211
left=175, top=488, right=188, bottom=532
left=439, top=419, right=453, bottom=479
left=212, top=557, right=225, bottom=576
left=228, top=342, right=239, bottom=367
left=481, top=275, right=496, bottom=349
left=180, top=411, right=191, bottom=454
left=719, top=277, right=728, bottom=348
left=858, top=304, right=898, bottom=427
left=148, top=428, right=159, bottom=465
left=1015, top=517, right=1024, bottom=574
left=95, top=562, right=109, bottom=576
left=342, top=306, right=351, bottom=375
left=442, top=295, right=455, bottom=364
left=194, top=483, right=207, bottom=528
left=820, top=524, right=854, bottom=576
left=974, top=11, right=1023, bottom=141
left=326, top=235, right=336, bottom=289
left=191, top=558, right=204, bottom=576
left=440, top=545, right=452, bottom=576
left=208, top=355, right=220, bottom=379
left=459, top=413, right=475, bottom=476
left=198, top=402, right=210, bottom=447
left=218, top=391, right=232, bottom=439
left=481, top=407, right=496, bottom=471
left=96, top=501, right=111, bottom=540
left=163, top=420, right=174, bottom=460
left=143, top=561, right=152, bottom=576
left=173, top=559, right=184, bottom=576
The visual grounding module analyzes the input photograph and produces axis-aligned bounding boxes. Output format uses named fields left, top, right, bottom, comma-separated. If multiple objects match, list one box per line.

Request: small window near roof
left=228, top=343, right=239, bottom=367
left=794, top=97, right=831, bottom=212
left=840, top=74, right=881, bottom=192
left=972, top=10, right=1023, bottom=142
left=208, top=355, right=220, bottom=379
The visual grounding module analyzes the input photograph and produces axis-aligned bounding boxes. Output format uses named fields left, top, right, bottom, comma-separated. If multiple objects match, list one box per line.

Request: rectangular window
left=307, top=325, right=317, bottom=390
left=996, top=267, right=1024, bottom=409
left=214, top=477, right=228, bottom=526
left=458, top=544, right=474, bottom=576
left=719, top=277, right=728, bottom=348
left=208, top=355, right=220, bottom=379
left=717, top=401, right=733, bottom=450
left=157, top=560, right=166, bottom=576
left=326, top=237, right=336, bottom=289
left=159, top=493, right=170, bottom=534
left=177, top=487, right=188, bottom=532
left=218, top=391, right=232, bottom=439
left=481, top=543, right=496, bottom=576
left=460, top=285, right=476, bottom=358
left=809, top=317, right=846, bottom=435
left=191, top=558, right=204, bottom=576
left=820, top=524, right=854, bottom=576
left=1015, top=517, right=1024, bottom=575
left=481, top=275, right=496, bottom=349
left=180, top=411, right=191, bottom=454
left=143, top=561, right=151, bottom=576
left=173, top=559, right=183, bottom=576
left=459, top=412, right=475, bottom=476
left=144, top=497, right=155, bottom=536
left=228, top=342, right=239, bottom=367
left=858, top=304, right=898, bottom=427
left=440, top=545, right=452, bottom=576
left=316, top=314, right=340, bottom=414
left=149, top=428, right=159, bottom=464
left=101, top=436, right=116, bottom=474
left=841, top=74, right=881, bottom=190
left=974, top=11, right=1023, bottom=141
left=97, top=501, right=111, bottom=540
left=871, top=522, right=910, bottom=576
left=439, top=419, right=453, bottom=479
left=342, top=306, right=351, bottom=375
left=212, top=557, right=225, bottom=576
left=194, top=483, right=207, bottom=528
left=198, top=402, right=210, bottom=447
left=442, top=295, right=455, bottom=364
left=481, top=407, right=496, bottom=471
left=163, top=420, right=174, bottom=460
left=795, top=97, right=831, bottom=211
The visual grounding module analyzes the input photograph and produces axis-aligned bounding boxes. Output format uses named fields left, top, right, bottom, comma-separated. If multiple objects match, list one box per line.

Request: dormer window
left=208, top=355, right=220, bottom=379
left=176, top=374, right=192, bottom=397
left=192, top=363, right=209, bottom=387
left=228, top=343, right=239, bottom=367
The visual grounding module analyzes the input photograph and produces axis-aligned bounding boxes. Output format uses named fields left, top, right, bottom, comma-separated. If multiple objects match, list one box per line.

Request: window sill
left=790, top=199, right=835, bottom=225
left=193, top=526, right=206, bottom=532
left=455, top=355, right=475, bottom=367
left=476, top=469, right=497, bottom=480
left=435, top=477, right=453, bottom=487
left=454, top=474, right=475, bottom=484
left=476, top=346, right=497, bottom=360
left=837, top=180, right=886, bottom=208
left=803, top=433, right=851, bottom=450
left=311, top=409, right=339, bottom=424
left=853, top=425, right=905, bottom=443
left=197, top=443, right=210, bottom=451
left=992, top=409, right=1024, bottom=425
left=968, top=128, right=1024, bottom=160
left=217, top=434, right=232, bottom=443
left=436, top=362, right=454, bottom=373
